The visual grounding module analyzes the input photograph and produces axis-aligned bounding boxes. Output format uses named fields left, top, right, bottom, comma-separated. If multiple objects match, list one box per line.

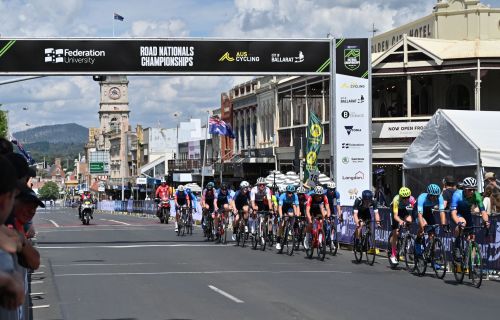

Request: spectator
left=484, top=172, right=499, bottom=192
left=483, top=185, right=495, bottom=215
left=442, top=175, right=457, bottom=210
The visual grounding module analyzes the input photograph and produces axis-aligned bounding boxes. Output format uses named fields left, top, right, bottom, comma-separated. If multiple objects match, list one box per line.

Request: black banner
left=335, top=38, right=369, bottom=78
left=0, top=39, right=330, bottom=75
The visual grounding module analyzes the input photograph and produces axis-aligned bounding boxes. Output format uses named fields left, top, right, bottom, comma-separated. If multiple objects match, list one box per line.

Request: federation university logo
left=44, top=48, right=64, bottom=63
left=344, top=47, right=360, bottom=71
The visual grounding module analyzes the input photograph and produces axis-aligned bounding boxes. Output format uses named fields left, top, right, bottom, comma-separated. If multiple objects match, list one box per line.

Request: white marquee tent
left=403, top=109, right=500, bottom=191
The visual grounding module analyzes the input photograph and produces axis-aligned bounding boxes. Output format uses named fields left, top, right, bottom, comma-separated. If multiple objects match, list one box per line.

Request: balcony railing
left=168, top=159, right=215, bottom=171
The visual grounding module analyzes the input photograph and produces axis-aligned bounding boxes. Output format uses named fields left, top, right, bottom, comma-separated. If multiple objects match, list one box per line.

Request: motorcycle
left=81, top=200, right=93, bottom=225
left=156, top=197, right=171, bottom=224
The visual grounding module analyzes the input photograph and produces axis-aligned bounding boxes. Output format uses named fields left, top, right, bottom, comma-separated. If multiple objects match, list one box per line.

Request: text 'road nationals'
left=140, top=46, right=194, bottom=67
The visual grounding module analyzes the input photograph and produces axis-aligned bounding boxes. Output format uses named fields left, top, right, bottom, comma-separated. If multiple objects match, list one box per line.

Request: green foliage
left=0, top=110, right=7, bottom=139
left=38, top=181, right=60, bottom=200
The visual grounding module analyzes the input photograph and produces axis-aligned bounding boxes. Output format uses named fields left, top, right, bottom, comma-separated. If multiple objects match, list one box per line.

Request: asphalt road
left=30, top=206, right=499, bottom=320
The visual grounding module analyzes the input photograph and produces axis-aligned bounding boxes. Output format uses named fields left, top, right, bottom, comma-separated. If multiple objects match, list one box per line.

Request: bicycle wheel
left=260, top=221, right=267, bottom=251
left=280, top=225, right=288, bottom=255
left=451, top=239, right=465, bottom=283
left=176, top=222, right=181, bottom=236
left=414, top=241, right=427, bottom=276
left=317, top=229, right=326, bottom=261
left=289, top=226, right=297, bottom=256
left=403, top=235, right=416, bottom=273
left=222, top=221, right=227, bottom=245
left=330, top=223, right=339, bottom=256
left=353, top=236, right=363, bottom=263
left=431, top=238, right=447, bottom=279
left=305, top=233, right=314, bottom=259
left=366, top=231, right=376, bottom=266
left=469, top=242, right=483, bottom=288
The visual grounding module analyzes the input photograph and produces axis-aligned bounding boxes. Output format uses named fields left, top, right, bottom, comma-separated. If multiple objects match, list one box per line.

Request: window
left=278, top=129, right=291, bottom=147
left=447, top=84, right=471, bottom=110
left=307, top=81, right=323, bottom=119
left=278, top=92, right=292, bottom=128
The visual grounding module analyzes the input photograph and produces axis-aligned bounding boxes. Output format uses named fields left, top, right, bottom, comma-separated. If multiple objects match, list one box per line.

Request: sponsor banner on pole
left=304, top=112, right=323, bottom=184
left=0, top=39, right=330, bottom=75
left=334, top=38, right=371, bottom=206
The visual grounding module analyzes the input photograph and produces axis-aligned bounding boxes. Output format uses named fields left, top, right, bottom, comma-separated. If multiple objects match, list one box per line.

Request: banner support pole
left=329, top=37, right=336, bottom=183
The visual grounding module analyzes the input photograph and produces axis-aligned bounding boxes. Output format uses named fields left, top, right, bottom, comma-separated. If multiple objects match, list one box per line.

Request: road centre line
left=208, top=285, right=244, bottom=303
left=39, top=244, right=227, bottom=249
left=55, top=270, right=352, bottom=277
left=52, top=262, right=157, bottom=267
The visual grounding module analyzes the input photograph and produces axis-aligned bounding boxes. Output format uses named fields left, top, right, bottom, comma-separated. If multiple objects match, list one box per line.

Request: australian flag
left=114, top=13, right=124, bottom=21
left=10, top=135, right=35, bottom=165
left=209, top=116, right=235, bottom=139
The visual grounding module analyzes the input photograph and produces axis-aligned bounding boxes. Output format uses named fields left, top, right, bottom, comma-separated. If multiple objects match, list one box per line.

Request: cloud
left=128, top=19, right=189, bottom=37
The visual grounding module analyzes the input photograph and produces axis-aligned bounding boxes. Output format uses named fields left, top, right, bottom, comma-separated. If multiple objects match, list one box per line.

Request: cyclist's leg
left=390, top=214, right=400, bottom=257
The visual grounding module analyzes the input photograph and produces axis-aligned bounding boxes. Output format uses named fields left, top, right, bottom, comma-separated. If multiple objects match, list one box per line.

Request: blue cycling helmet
left=361, top=190, right=373, bottom=200
left=206, top=182, right=214, bottom=189
left=427, top=184, right=441, bottom=196
left=286, top=185, right=296, bottom=193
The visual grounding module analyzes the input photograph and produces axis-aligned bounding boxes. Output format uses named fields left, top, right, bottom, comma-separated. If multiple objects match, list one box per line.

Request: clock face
left=109, top=87, right=121, bottom=100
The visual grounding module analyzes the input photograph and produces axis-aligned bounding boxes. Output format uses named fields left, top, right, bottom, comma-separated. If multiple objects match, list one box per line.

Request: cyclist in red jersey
left=304, top=186, right=331, bottom=249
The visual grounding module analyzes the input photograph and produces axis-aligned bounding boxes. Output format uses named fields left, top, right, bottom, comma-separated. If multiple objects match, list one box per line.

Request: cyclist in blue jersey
left=276, top=185, right=300, bottom=250
left=450, top=177, right=490, bottom=259
left=174, top=185, right=191, bottom=232
left=231, top=181, right=251, bottom=241
left=214, top=183, right=233, bottom=231
left=324, top=182, right=342, bottom=222
left=414, top=184, right=447, bottom=253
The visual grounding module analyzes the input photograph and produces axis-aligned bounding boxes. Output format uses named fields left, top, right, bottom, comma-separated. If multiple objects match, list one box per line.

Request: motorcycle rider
left=155, top=181, right=171, bottom=219
left=79, top=190, right=94, bottom=219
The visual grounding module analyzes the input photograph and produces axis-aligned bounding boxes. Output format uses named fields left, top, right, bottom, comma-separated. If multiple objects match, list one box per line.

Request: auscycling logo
left=44, top=48, right=105, bottom=64
left=219, top=51, right=259, bottom=62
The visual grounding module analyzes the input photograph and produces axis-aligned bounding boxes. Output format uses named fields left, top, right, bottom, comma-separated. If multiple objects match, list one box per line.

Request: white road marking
left=30, top=281, right=44, bottom=284
left=31, top=305, right=50, bottom=309
left=208, top=285, right=244, bottom=303
left=55, top=270, right=351, bottom=277
left=106, top=219, right=131, bottom=226
left=31, top=271, right=44, bottom=275
left=49, top=220, right=60, bottom=228
left=52, top=262, right=157, bottom=267
left=30, top=292, right=45, bottom=296
left=39, top=244, right=225, bottom=249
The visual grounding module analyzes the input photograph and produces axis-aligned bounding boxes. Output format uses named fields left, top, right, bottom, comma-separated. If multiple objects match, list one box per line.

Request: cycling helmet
left=326, top=181, right=336, bottom=190
left=426, top=184, right=441, bottom=196
left=186, top=188, right=191, bottom=193
left=220, top=183, right=228, bottom=190
left=399, top=187, right=411, bottom=198
left=278, top=185, right=287, bottom=193
left=177, top=185, right=185, bottom=192
left=314, top=186, right=324, bottom=195
left=256, top=177, right=266, bottom=185
left=240, top=181, right=250, bottom=189
left=297, top=186, right=306, bottom=194
left=361, top=190, right=373, bottom=200
left=206, top=182, right=214, bottom=189
left=462, top=177, right=477, bottom=189
left=286, top=185, right=296, bottom=193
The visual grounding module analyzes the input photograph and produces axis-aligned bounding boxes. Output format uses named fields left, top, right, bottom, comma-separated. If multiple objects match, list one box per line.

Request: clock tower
left=97, top=75, right=130, bottom=150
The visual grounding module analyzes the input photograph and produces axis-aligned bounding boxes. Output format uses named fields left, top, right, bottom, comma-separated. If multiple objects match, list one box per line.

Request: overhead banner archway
left=0, top=37, right=371, bottom=205
left=0, top=38, right=330, bottom=75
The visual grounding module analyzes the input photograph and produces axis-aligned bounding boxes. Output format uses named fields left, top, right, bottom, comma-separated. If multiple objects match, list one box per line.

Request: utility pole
left=371, top=23, right=379, bottom=38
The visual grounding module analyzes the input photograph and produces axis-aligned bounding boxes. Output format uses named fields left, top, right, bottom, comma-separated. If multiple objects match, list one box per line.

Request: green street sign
left=89, top=162, right=105, bottom=173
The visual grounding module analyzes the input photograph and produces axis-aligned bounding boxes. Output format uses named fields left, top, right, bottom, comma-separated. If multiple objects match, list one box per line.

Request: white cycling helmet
left=314, top=186, right=324, bottom=195
left=297, top=186, right=306, bottom=194
left=256, top=177, right=266, bottom=185
left=462, top=177, right=477, bottom=189
left=240, top=181, right=250, bottom=189
left=326, top=181, right=336, bottom=189
left=177, top=185, right=185, bottom=192
left=278, top=185, right=287, bottom=193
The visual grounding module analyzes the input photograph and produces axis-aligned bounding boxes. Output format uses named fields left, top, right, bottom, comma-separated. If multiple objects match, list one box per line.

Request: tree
left=0, top=110, right=7, bottom=139
left=38, top=181, right=60, bottom=200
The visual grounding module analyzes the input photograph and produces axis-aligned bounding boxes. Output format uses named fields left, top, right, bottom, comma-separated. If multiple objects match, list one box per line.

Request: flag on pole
left=209, top=116, right=235, bottom=139
left=304, top=112, right=323, bottom=184
left=114, top=13, right=124, bottom=21
left=9, top=135, right=35, bottom=165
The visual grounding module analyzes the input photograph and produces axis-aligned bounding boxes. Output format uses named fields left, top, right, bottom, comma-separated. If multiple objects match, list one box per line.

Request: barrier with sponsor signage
left=96, top=200, right=202, bottom=221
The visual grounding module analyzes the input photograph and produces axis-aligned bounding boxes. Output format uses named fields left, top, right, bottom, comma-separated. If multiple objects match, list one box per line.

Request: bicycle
left=324, top=214, right=341, bottom=256
left=278, top=212, right=296, bottom=256
left=451, top=224, right=489, bottom=288
left=304, top=216, right=327, bottom=261
left=413, top=224, right=447, bottom=279
left=251, top=211, right=270, bottom=251
left=292, top=216, right=306, bottom=252
left=386, top=221, right=415, bottom=270
left=215, top=208, right=229, bottom=244
left=234, top=210, right=248, bottom=247
left=203, top=208, right=215, bottom=241
left=177, top=205, right=190, bottom=236
left=353, top=219, right=379, bottom=266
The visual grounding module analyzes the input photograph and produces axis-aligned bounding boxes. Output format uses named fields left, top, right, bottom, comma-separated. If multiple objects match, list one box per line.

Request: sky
left=1, top=0, right=500, bottom=133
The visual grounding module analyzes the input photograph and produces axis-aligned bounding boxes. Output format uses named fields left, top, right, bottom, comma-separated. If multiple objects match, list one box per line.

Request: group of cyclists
left=155, top=174, right=491, bottom=267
